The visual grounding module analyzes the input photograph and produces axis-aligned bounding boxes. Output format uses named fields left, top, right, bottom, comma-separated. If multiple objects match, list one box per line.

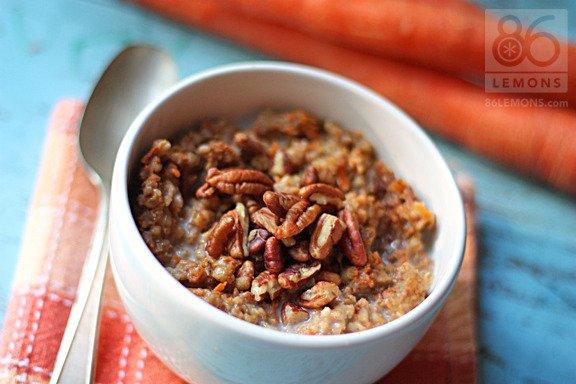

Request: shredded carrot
left=214, top=282, right=227, bottom=293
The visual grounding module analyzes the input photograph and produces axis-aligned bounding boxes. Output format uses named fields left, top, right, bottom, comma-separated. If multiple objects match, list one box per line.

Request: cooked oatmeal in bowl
left=133, top=108, right=435, bottom=335
left=111, top=62, right=465, bottom=384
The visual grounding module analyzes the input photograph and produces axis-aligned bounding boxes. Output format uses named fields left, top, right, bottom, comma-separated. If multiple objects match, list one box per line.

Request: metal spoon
left=50, top=45, right=178, bottom=384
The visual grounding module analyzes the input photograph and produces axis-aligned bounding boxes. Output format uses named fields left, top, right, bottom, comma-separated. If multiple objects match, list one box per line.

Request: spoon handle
left=50, top=197, right=109, bottom=384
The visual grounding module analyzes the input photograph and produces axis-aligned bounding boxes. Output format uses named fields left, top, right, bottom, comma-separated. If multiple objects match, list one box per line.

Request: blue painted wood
left=0, top=0, right=574, bottom=382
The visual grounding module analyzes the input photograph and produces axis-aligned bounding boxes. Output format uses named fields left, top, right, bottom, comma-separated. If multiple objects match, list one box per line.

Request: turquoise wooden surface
left=0, top=0, right=574, bottom=382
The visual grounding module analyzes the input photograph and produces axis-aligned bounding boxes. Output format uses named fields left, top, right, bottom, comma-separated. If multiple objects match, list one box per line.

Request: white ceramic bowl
left=109, top=62, right=465, bottom=384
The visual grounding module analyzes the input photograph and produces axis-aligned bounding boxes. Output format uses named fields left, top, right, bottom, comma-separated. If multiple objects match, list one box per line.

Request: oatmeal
left=132, top=109, right=435, bottom=335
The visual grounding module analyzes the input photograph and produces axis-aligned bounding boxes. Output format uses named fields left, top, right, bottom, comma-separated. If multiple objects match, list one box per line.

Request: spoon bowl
left=79, top=45, right=178, bottom=190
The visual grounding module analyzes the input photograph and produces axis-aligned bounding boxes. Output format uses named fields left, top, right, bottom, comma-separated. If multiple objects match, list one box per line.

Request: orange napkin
left=0, top=101, right=477, bottom=384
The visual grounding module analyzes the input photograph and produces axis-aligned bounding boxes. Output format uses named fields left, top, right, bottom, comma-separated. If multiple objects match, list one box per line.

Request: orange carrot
left=218, top=0, right=574, bottom=108
left=219, top=0, right=487, bottom=74
left=413, top=0, right=482, bottom=10
left=132, top=0, right=576, bottom=194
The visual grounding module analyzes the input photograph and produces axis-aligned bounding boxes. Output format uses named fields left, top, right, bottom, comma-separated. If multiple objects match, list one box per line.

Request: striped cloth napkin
left=0, top=100, right=478, bottom=384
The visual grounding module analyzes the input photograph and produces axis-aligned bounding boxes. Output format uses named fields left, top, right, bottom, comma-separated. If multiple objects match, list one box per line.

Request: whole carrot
left=219, top=0, right=575, bottom=108
left=219, top=0, right=487, bottom=74
left=132, top=0, right=576, bottom=194
left=413, top=0, right=481, bottom=11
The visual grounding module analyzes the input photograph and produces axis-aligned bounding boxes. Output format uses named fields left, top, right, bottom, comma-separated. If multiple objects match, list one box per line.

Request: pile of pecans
left=196, top=166, right=368, bottom=318
left=134, top=109, right=435, bottom=333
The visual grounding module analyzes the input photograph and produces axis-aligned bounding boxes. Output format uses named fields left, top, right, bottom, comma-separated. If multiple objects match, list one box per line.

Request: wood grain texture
left=0, top=0, right=574, bottom=383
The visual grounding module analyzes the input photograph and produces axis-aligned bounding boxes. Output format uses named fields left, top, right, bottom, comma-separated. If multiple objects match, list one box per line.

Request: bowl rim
left=110, top=61, right=466, bottom=348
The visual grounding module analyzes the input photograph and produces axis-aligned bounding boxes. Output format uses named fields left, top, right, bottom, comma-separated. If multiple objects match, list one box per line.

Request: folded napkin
left=0, top=101, right=478, bottom=384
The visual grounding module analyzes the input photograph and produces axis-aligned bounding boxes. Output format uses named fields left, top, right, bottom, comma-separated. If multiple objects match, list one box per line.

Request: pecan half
left=251, top=207, right=280, bottom=234
left=205, top=211, right=236, bottom=258
left=248, top=228, right=271, bottom=255
left=338, top=207, right=367, bottom=266
left=281, top=302, right=310, bottom=324
left=235, top=260, right=255, bottom=291
left=299, top=281, right=340, bottom=309
left=299, top=183, right=345, bottom=209
left=264, top=237, right=284, bottom=274
left=277, top=260, right=321, bottom=290
left=263, top=191, right=301, bottom=217
left=251, top=271, right=282, bottom=301
left=275, top=200, right=321, bottom=239
left=202, top=167, right=273, bottom=196
left=227, top=203, right=249, bottom=259
left=310, top=214, right=346, bottom=260
left=301, top=165, right=319, bottom=186
left=288, top=241, right=310, bottom=262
